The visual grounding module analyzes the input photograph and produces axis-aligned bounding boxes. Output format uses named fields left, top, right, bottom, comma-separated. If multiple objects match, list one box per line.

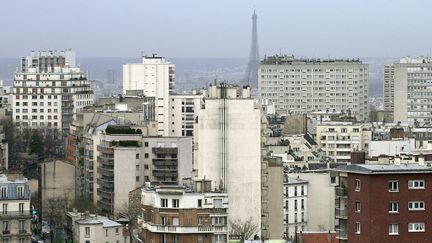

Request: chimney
left=350, top=151, right=366, bottom=164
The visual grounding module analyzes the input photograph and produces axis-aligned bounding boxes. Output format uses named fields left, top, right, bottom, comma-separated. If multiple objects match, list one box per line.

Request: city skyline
left=1, top=0, right=432, bottom=58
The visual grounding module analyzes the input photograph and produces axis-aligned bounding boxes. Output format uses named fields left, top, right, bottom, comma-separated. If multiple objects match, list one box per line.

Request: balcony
left=0, top=211, right=31, bottom=219
left=152, top=170, right=177, bottom=177
left=97, top=156, right=114, bottom=166
left=152, top=147, right=178, bottom=154
left=152, top=158, right=178, bottom=166
left=97, top=145, right=114, bottom=154
left=335, top=187, right=348, bottom=197
left=142, top=222, right=228, bottom=234
left=97, top=167, right=114, bottom=177
left=335, top=208, right=348, bottom=219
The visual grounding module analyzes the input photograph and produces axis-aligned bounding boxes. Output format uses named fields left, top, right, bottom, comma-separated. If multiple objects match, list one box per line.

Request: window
left=19, top=203, right=24, bottom=213
left=198, top=199, right=202, bottom=207
left=144, top=153, right=149, bottom=158
left=355, top=179, right=361, bottom=191
left=388, top=180, right=399, bottom=192
left=355, top=201, right=361, bottom=212
left=19, top=220, right=24, bottom=231
left=389, top=224, right=399, bottom=235
left=2, top=204, right=7, bottom=214
left=160, top=234, right=167, bottom=243
left=408, top=201, right=425, bottom=211
left=0, top=187, right=7, bottom=198
left=135, top=176, right=139, bottom=182
left=144, top=142, right=149, bottom=147
left=213, top=199, right=223, bottom=208
left=408, top=222, right=425, bottom=232
left=172, top=199, right=179, bottom=208
left=301, top=199, right=304, bottom=210
left=389, top=202, right=399, bottom=213
left=294, top=199, right=298, bottom=210
left=161, top=199, right=168, bottom=208
left=301, top=185, right=304, bottom=195
left=408, top=180, right=425, bottom=189
left=115, top=228, right=119, bottom=235
left=85, top=227, right=90, bottom=237
left=3, top=221, right=9, bottom=233
left=172, top=217, right=179, bottom=226
left=160, top=216, right=167, bottom=225
left=355, top=222, right=361, bottom=234
left=136, top=154, right=139, bottom=159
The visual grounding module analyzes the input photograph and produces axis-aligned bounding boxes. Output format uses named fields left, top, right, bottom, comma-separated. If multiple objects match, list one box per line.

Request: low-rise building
left=65, top=211, right=130, bottom=243
left=136, top=183, right=228, bottom=243
left=283, top=176, right=308, bottom=240
left=0, top=174, right=32, bottom=243
left=316, top=122, right=372, bottom=163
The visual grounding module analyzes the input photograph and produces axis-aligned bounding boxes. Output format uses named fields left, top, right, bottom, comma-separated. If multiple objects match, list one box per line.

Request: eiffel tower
left=242, top=10, right=259, bottom=88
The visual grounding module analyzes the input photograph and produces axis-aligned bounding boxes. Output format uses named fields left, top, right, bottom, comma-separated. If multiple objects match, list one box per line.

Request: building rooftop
left=285, top=176, right=308, bottom=185
left=261, top=55, right=363, bottom=65
left=336, top=163, right=432, bottom=175
left=76, top=215, right=122, bottom=228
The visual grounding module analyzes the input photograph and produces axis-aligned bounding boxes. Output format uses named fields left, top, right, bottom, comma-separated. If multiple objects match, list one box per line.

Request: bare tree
left=229, top=217, right=259, bottom=241
left=44, top=192, right=71, bottom=240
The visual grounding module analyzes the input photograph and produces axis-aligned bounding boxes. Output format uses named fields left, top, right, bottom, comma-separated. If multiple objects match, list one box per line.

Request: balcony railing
left=143, top=222, right=227, bottom=234
left=335, top=187, right=348, bottom=197
left=0, top=211, right=31, bottom=219
left=335, top=208, right=348, bottom=219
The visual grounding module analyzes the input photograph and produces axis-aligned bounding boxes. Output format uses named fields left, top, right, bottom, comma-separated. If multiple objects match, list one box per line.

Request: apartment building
left=193, top=83, right=261, bottom=231
left=65, top=211, right=129, bottom=243
left=393, top=57, right=432, bottom=124
left=383, top=64, right=395, bottom=114
left=0, top=174, right=32, bottom=243
left=168, top=94, right=202, bottom=137
left=12, top=49, right=94, bottom=136
left=136, top=184, right=228, bottom=243
left=95, top=125, right=192, bottom=214
left=334, top=163, right=432, bottom=243
left=316, top=122, right=372, bottom=163
left=259, top=55, right=369, bottom=120
left=123, top=54, right=175, bottom=136
left=283, top=176, right=308, bottom=240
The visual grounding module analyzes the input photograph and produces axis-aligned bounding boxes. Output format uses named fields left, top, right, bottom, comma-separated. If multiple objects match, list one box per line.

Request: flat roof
left=335, top=163, right=432, bottom=175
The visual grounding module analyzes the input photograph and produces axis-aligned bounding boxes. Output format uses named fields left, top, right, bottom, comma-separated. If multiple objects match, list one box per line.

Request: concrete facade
left=123, top=55, right=175, bottom=136
left=260, top=55, right=369, bottom=121
left=194, top=84, right=262, bottom=231
left=393, top=57, right=432, bottom=124
left=12, top=50, right=94, bottom=136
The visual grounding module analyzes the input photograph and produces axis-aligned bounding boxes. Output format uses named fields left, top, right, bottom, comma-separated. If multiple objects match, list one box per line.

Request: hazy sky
left=1, top=0, right=432, bottom=58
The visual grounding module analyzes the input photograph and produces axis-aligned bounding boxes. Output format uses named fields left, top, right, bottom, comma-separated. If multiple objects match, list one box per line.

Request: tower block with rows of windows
left=12, top=49, right=94, bottom=138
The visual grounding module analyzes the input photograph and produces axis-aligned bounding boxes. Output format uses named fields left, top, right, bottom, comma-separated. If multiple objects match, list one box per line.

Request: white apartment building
left=66, top=211, right=129, bottom=243
left=168, top=94, right=202, bottom=137
left=316, top=122, right=372, bottom=163
left=283, top=176, right=308, bottom=240
left=0, top=174, right=32, bottom=243
left=193, top=83, right=262, bottom=233
left=12, top=50, right=94, bottom=136
left=260, top=55, right=369, bottom=121
left=123, top=54, right=175, bottom=136
left=393, top=57, right=432, bottom=124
